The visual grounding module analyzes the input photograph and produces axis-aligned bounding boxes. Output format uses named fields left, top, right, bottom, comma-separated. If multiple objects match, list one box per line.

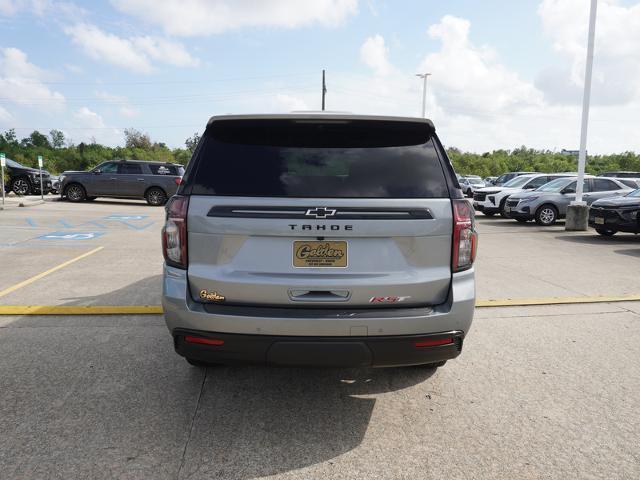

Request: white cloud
left=0, top=47, right=65, bottom=111
left=110, top=0, right=358, bottom=36
left=64, top=23, right=199, bottom=74
left=95, top=90, right=139, bottom=118
left=537, top=0, right=640, bottom=105
left=360, top=34, right=392, bottom=76
left=0, top=105, right=12, bottom=122
left=73, top=106, right=104, bottom=128
left=274, top=93, right=309, bottom=112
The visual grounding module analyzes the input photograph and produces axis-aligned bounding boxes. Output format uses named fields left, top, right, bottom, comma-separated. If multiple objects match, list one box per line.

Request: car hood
left=509, top=190, right=553, bottom=200
left=475, top=187, right=503, bottom=194
left=591, top=196, right=640, bottom=208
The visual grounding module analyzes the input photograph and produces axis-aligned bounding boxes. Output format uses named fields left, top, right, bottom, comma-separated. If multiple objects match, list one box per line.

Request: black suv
left=589, top=189, right=640, bottom=236
left=60, top=160, right=185, bottom=206
left=4, top=158, right=52, bottom=195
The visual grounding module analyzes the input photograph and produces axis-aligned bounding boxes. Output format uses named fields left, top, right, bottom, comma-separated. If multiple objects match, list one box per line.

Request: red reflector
left=175, top=177, right=182, bottom=185
left=185, top=336, right=224, bottom=346
left=414, top=338, right=454, bottom=348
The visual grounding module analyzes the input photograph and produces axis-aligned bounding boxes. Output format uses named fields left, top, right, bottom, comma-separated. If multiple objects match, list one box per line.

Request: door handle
left=137, top=178, right=145, bottom=181
left=109, top=177, right=117, bottom=180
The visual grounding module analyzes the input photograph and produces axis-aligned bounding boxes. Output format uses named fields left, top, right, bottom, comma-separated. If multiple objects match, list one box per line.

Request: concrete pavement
left=1, top=200, right=639, bottom=479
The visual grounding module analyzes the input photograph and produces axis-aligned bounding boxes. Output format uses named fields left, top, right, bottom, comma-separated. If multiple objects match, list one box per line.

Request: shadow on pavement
left=554, top=233, right=640, bottom=246
left=179, top=365, right=436, bottom=479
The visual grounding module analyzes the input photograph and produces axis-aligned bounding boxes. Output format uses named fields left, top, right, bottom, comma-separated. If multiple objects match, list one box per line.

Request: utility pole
left=566, top=0, right=598, bottom=231
left=322, top=69, right=327, bottom=111
left=416, top=73, right=431, bottom=118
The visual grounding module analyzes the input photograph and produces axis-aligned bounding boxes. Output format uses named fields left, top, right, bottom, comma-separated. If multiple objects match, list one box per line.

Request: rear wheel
left=65, top=183, right=86, bottom=202
left=421, top=360, right=447, bottom=369
left=595, top=228, right=617, bottom=236
left=535, top=204, right=558, bottom=226
left=145, top=187, right=167, bottom=206
left=11, top=177, right=31, bottom=196
left=186, top=357, right=220, bottom=368
left=499, top=199, right=509, bottom=218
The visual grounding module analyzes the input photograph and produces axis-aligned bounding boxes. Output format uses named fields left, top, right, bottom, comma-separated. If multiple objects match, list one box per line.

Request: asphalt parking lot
left=1, top=199, right=639, bottom=479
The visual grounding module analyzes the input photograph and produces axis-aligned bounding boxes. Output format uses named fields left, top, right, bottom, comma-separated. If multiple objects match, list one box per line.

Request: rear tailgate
left=183, top=116, right=455, bottom=308
left=187, top=197, right=452, bottom=307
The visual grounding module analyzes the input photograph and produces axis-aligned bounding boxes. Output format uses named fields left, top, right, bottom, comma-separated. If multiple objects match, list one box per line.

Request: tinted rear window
left=187, top=119, right=449, bottom=198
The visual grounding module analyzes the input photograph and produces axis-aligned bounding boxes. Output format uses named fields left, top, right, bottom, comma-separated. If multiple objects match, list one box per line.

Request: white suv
left=473, top=173, right=572, bottom=217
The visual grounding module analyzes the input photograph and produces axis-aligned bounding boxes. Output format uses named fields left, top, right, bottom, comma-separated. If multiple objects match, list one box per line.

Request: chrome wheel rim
left=148, top=190, right=163, bottom=205
left=67, top=185, right=83, bottom=201
left=13, top=179, right=29, bottom=195
left=540, top=208, right=555, bottom=224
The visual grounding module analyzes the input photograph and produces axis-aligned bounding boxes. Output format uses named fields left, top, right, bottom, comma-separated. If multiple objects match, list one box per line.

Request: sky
left=1, top=0, right=640, bottom=153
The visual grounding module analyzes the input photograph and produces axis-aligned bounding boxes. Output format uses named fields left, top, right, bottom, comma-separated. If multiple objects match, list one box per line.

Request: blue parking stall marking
left=104, top=214, right=148, bottom=221
left=118, top=221, right=155, bottom=231
left=35, top=231, right=104, bottom=241
left=58, top=219, right=74, bottom=229
left=25, top=218, right=37, bottom=227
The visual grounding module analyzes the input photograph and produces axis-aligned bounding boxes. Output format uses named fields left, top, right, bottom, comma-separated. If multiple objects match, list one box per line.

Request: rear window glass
left=187, top=119, right=449, bottom=198
left=149, top=164, right=181, bottom=175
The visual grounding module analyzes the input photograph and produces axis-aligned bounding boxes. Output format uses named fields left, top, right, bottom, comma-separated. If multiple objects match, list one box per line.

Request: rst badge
left=369, top=296, right=411, bottom=304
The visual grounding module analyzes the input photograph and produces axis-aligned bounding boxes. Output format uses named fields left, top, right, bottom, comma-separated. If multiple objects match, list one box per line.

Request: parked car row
left=470, top=171, right=639, bottom=234
left=2, top=157, right=184, bottom=206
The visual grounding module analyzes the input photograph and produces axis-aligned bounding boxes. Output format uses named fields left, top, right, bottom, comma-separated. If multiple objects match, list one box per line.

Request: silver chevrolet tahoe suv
left=161, top=114, right=477, bottom=368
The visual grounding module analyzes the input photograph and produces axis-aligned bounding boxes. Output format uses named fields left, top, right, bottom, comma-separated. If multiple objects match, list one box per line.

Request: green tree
left=49, top=129, right=65, bottom=148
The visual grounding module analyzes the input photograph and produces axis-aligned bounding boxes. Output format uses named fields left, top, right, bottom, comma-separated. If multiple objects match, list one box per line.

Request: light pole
left=566, top=0, right=598, bottom=231
left=416, top=73, right=431, bottom=118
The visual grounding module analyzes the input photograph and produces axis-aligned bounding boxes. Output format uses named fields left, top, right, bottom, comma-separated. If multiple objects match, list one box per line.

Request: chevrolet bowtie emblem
left=305, top=207, right=337, bottom=219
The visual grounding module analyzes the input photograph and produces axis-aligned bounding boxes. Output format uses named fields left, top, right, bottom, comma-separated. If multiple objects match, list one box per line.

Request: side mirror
left=562, top=187, right=576, bottom=194
left=93, top=169, right=101, bottom=174
left=524, top=185, right=535, bottom=189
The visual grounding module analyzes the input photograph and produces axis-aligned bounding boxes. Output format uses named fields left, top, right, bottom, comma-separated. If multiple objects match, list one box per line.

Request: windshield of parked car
left=626, top=189, right=640, bottom=197
left=6, top=159, right=27, bottom=169
left=503, top=176, right=532, bottom=188
left=495, top=174, right=510, bottom=184
left=535, top=177, right=574, bottom=192
left=467, top=177, right=485, bottom=185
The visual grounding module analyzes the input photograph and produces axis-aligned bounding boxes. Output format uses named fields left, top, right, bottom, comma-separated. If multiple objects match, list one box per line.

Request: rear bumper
left=162, top=265, right=475, bottom=340
left=174, top=329, right=464, bottom=367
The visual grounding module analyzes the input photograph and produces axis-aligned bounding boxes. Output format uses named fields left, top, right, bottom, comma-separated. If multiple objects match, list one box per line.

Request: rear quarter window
left=187, top=119, right=450, bottom=198
left=149, top=164, right=180, bottom=175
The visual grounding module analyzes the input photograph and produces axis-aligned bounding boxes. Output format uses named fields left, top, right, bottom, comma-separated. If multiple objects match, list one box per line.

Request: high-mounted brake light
left=452, top=200, right=478, bottom=272
left=162, top=195, right=189, bottom=269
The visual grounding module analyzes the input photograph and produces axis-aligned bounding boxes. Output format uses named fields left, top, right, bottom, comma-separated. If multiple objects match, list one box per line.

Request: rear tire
left=65, top=183, right=86, bottom=202
left=415, top=360, right=447, bottom=369
left=535, top=204, right=558, bottom=226
left=499, top=199, right=509, bottom=218
left=145, top=187, right=167, bottom=206
left=186, top=357, right=219, bottom=368
left=595, top=228, right=617, bottom=236
left=11, top=177, right=31, bottom=196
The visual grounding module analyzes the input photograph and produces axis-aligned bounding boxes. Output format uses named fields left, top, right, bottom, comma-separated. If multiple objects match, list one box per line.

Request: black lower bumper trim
left=173, top=329, right=464, bottom=368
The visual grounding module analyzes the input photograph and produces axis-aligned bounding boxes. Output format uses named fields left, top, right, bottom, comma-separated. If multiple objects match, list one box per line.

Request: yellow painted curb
left=1, top=294, right=640, bottom=315
left=476, top=294, right=640, bottom=308
left=0, top=305, right=163, bottom=315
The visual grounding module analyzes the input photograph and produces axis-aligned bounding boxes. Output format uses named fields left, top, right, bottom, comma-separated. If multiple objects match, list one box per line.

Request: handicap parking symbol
left=36, top=231, right=104, bottom=241
left=104, top=214, right=148, bottom=221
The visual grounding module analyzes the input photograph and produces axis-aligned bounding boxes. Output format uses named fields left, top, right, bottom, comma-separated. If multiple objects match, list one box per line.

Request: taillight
left=452, top=199, right=478, bottom=272
left=162, top=195, right=189, bottom=269
left=174, top=177, right=182, bottom=186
